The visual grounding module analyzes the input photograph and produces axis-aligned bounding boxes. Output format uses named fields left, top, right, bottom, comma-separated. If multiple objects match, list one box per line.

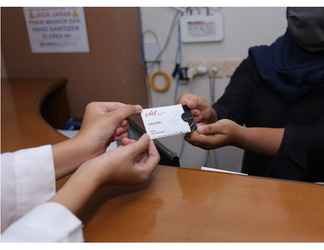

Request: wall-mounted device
left=180, top=12, right=224, bottom=43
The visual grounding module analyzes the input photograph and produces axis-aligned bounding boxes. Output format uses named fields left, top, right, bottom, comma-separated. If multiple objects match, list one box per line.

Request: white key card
left=141, top=104, right=197, bottom=139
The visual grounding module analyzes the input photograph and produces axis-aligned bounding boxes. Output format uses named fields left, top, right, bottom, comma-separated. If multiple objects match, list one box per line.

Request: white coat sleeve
left=1, top=202, right=83, bottom=242
left=1, top=145, right=84, bottom=242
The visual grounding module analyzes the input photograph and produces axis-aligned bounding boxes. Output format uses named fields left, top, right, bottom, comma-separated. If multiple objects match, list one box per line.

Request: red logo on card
left=145, top=110, right=159, bottom=117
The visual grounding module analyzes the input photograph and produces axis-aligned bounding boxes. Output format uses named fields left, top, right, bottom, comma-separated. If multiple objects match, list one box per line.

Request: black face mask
left=287, top=7, right=324, bottom=52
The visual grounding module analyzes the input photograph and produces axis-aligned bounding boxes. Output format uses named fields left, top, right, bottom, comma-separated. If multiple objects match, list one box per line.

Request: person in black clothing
left=179, top=7, right=324, bottom=182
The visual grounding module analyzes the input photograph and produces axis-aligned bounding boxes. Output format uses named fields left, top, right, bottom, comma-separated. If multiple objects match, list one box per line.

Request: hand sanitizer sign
left=23, top=7, right=90, bottom=53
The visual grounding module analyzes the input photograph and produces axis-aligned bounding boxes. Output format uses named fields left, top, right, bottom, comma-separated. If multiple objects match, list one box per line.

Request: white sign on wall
left=23, top=7, right=90, bottom=53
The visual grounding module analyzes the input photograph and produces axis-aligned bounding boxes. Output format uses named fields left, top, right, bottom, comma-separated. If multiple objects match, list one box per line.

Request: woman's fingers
left=132, top=139, right=160, bottom=180
left=86, top=102, right=126, bottom=115
left=122, top=135, right=159, bottom=170
left=121, top=120, right=128, bottom=127
left=197, top=119, right=233, bottom=135
left=185, top=131, right=226, bottom=149
left=191, top=109, right=200, bottom=116
left=112, top=126, right=128, bottom=140
left=197, top=123, right=221, bottom=135
left=193, top=115, right=203, bottom=123
left=124, top=134, right=151, bottom=157
left=189, top=109, right=202, bottom=123
left=178, top=93, right=199, bottom=109
left=144, top=139, right=160, bottom=170
left=100, top=102, right=141, bottom=113
left=109, top=105, right=142, bottom=127
left=100, top=102, right=126, bottom=112
left=120, top=137, right=136, bottom=145
left=186, top=132, right=214, bottom=146
left=115, top=127, right=126, bottom=135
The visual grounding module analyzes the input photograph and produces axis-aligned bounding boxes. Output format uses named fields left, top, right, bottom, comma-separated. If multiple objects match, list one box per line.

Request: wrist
left=231, top=125, right=246, bottom=148
left=52, top=167, right=99, bottom=215
left=70, top=135, right=101, bottom=162
left=53, top=137, right=97, bottom=179
left=75, top=154, right=114, bottom=189
left=231, top=127, right=284, bottom=156
left=72, top=164, right=103, bottom=191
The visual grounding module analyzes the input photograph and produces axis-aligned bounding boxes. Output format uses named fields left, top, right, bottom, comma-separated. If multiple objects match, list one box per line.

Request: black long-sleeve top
left=213, top=57, right=324, bottom=182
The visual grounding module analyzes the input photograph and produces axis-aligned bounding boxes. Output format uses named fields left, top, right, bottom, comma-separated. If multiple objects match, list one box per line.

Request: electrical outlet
left=207, top=58, right=242, bottom=78
left=186, top=58, right=242, bottom=79
left=206, top=61, right=225, bottom=78
left=186, top=62, right=208, bottom=80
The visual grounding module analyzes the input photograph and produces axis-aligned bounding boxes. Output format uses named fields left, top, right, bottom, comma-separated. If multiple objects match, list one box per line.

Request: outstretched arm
left=51, top=135, right=160, bottom=216
left=188, top=119, right=284, bottom=156
left=52, top=102, right=142, bottom=179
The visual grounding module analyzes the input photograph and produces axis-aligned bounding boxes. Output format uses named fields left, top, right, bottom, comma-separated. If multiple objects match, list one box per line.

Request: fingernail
left=197, top=125, right=206, bottom=133
left=142, top=133, right=149, bottom=139
left=135, top=105, right=143, bottom=113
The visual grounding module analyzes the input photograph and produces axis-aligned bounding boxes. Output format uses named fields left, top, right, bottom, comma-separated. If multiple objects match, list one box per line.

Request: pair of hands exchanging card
left=141, top=104, right=197, bottom=140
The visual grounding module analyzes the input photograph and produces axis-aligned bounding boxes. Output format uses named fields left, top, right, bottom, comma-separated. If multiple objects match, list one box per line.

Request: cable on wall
left=147, top=70, right=172, bottom=93
left=154, top=11, right=181, bottom=62
left=143, top=8, right=183, bottom=96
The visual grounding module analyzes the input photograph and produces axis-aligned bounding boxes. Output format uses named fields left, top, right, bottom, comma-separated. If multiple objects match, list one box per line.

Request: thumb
left=178, top=93, right=198, bottom=109
left=109, top=105, right=142, bottom=126
left=124, top=134, right=151, bottom=157
left=197, top=123, right=222, bottom=135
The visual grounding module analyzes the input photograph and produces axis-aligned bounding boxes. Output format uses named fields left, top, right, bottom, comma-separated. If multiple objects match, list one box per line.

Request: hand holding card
left=141, top=104, right=197, bottom=139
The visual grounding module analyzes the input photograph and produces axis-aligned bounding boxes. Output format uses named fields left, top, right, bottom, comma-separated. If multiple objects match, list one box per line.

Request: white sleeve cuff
left=13, top=145, right=56, bottom=218
left=2, top=202, right=84, bottom=242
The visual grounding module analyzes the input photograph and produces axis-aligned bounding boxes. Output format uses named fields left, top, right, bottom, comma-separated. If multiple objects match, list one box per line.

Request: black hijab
left=249, top=8, right=324, bottom=102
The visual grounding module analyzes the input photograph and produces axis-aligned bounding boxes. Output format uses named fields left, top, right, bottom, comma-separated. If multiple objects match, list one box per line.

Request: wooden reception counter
left=1, top=78, right=324, bottom=242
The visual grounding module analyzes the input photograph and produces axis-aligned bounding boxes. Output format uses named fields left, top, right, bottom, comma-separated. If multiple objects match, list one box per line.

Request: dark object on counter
left=129, top=115, right=180, bottom=167
left=63, top=117, right=81, bottom=130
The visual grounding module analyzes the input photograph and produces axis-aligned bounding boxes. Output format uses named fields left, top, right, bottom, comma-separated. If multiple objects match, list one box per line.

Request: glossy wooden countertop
left=2, top=78, right=324, bottom=242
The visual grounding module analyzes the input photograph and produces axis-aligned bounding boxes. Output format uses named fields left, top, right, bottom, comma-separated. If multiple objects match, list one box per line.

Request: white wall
left=140, top=7, right=287, bottom=171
